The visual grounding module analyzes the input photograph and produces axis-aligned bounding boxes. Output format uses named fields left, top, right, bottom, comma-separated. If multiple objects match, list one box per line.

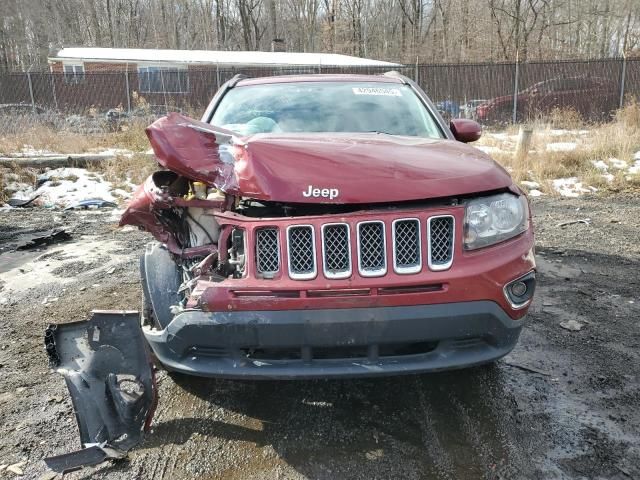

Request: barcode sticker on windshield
left=352, top=87, right=402, bottom=97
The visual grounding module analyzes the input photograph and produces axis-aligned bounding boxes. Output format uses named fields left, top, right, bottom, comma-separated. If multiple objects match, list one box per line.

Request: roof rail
left=228, top=74, right=248, bottom=87
left=383, top=70, right=409, bottom=84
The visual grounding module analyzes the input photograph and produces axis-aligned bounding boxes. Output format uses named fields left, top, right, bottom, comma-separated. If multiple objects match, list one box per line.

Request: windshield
left=211, top=82, right=443, bottom=138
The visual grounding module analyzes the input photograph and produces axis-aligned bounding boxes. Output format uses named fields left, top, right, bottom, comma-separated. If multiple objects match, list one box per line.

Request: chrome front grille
left=255, top=227, right=280, bottom=275
left=393, top=219, right=421, bottom=274
left=357, top=221, right=387, bottom=277
left=287, top=225, right=317, bottom=279
left=322, top=224, right=351, bottom=279
left=428, top=216, right=455, bottom=270
left=254, top=215, right=454, bottom=279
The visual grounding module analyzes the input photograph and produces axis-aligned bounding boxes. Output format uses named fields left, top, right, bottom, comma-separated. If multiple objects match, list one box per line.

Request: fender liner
left=43, top=311, right=157, bottom=473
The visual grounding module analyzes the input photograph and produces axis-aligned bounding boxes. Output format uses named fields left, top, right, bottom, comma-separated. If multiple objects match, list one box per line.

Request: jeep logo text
left=302, top=185, right=339, bottom=200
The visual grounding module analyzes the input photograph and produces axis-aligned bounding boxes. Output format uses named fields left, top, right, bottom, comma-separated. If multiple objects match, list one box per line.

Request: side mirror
left=450, top=119, right=482, bottom=143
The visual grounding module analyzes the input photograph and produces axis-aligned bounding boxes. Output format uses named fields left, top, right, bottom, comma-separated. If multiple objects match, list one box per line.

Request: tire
left=139, top=253, right=162, bottom=330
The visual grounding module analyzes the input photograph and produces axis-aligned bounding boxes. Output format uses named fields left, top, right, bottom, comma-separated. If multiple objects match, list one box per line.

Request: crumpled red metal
left=145, top=113, right=513, bottom=205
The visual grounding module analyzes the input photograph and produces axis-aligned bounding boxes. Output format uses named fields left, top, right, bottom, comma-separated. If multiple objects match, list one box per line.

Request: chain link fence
left=0, top=57, right=637, bottom=133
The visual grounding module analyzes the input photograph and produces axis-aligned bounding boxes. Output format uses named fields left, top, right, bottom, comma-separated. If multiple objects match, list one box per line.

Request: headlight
left=463, top=193, right=529, bottom=250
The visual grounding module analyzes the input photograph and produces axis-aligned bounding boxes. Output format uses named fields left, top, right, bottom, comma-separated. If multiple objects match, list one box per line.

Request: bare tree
left=0, top=0, right=639, bottom=71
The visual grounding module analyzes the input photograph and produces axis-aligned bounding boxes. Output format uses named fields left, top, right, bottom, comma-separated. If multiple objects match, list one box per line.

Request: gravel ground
left=0, top=195, right=639, bottom=480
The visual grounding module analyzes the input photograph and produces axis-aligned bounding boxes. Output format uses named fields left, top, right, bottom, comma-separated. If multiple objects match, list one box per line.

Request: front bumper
left=144, top=300, right=524, bottom=379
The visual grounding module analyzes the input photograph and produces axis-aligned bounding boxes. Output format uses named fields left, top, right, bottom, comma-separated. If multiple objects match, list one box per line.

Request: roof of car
left=235, top=73, right=406, bottom=86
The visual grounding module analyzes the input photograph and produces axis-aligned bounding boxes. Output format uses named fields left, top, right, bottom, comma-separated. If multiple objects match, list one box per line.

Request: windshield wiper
left=364, top=130, right=396, bottom=135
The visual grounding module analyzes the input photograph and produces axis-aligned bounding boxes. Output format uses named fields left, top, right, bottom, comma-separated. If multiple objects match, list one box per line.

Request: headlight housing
left=463, top=193, right=529, bottom=250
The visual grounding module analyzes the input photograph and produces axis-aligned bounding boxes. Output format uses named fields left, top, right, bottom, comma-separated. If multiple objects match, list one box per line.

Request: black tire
left=139, top=253, right=162, bottom=330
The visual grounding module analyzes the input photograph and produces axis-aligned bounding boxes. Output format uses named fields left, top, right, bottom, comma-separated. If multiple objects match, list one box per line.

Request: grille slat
left=358, top=221, right=386, bottom=277
left=322, top=224, right=351, bottom=278
left=255, top=215, right=454, bottom=280
left=255, top=228, right=280, bottom=275
left=287, top=226, right=317, bottom=279
left=428, top=216, right=454, bottom=270
left=393, top=219, right=421, bottom=273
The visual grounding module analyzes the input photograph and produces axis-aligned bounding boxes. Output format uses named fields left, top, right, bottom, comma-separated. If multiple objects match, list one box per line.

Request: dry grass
left=0, top=120, right=149, bottom=156
left=485, top=101, right=640, bottom=195
left=0, top=170, right=6, bottom=204
left=0, top=163, right=38, bottom=202
left=543, top=107, right=586, bottom=130
left=91, top=153, right=158, bottom=185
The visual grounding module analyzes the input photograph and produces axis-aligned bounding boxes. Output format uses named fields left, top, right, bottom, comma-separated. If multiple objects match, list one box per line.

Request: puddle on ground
left=0, top=249, right=42, bottom=273
left=537, top=256, right=582, bottom=279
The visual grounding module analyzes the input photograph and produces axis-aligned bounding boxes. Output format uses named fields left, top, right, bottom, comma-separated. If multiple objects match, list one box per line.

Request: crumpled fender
left=43, top=311, right=157, bottom=474
left=146, top=113, right=241, bottom=192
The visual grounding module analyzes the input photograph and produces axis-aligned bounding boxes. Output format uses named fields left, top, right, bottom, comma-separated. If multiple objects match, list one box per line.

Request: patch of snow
left=16, top=145, right=60, bottom=157
left=608, top=158, right=628, bottom=169
left=94, top=148, right=134, bottom=158
left=592, top=160, right=608, bottom=171
left=475, top=145, right=502, bottom=154
left=601, top=173, right=615, bottom=182
left=3, top=182, right=34, bottom=200
left=547, top=129, right=589, bottom=137
left=111, top=188, right=133, bottom=199
left=484, top=132, right=519, bottom=142
left=547, top=142, right=577, bottom=152
left=520, top=180, right=540, bottom=189
left=548, top=129, right=569, bottom=136
left=108, top=208, right=126, bottom=222
left=628, top=160, right=640, bottom=174
left=553, top=177, right=595, bottom=197
left=5, top=168, right=116, bottom=208
left=528, top=189, right=544, bottom=197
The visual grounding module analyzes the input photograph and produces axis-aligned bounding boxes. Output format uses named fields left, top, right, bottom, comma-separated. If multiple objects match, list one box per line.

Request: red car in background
left=476, top=76, right=618, bottom=123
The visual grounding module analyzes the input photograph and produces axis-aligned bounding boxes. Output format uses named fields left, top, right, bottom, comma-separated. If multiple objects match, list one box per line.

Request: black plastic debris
left=43, top=312, right=157, bottom=474
left=7, top=194, right=41, bottom=208
left=16, top=229, right=71, bottom=250
left=64, top=198, right=117, bottom=210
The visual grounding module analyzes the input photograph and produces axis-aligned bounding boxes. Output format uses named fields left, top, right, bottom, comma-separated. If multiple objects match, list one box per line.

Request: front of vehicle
left=124, top=74, right=536, bottom=379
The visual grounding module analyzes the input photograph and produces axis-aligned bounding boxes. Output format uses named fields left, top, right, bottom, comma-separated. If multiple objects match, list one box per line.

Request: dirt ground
left=0, top=195, right=639, bottom=480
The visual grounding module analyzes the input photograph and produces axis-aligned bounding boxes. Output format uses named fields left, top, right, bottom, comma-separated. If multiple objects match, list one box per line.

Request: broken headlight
left=463, top=193, right=529, bottom=250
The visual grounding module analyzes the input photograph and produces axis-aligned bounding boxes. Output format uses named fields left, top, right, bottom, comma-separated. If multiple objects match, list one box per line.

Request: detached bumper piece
left=43, top=311, right=157, bottom=474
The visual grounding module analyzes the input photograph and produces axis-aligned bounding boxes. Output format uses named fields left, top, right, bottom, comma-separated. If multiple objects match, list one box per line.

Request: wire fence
left=0, top=57, right=637, bottom=133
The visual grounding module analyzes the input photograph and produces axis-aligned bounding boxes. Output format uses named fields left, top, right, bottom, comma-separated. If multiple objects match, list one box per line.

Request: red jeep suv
left=44, top=73, right=535, bottom=470
left=126, top=72, right=536, bottom=378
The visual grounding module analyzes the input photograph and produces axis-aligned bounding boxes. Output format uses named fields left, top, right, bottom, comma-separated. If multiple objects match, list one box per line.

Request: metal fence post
left=49, top=71, right=58, bottom=110
left=124, top=70, right=131, bottom=113
left=27, top=72, right=36, bottom=112
left=512, top=55, right=519, bottom=124
left=619, top=54, right=627, bottom=109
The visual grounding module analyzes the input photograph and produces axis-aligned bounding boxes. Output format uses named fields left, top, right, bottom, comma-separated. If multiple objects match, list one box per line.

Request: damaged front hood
left=147, top=113, right=512, bottom=204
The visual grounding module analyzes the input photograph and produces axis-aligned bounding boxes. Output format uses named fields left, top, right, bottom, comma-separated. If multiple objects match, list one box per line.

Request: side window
left=63, top=64, right=85, bottom=84
left=138, top=66, right=189, bottom=93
